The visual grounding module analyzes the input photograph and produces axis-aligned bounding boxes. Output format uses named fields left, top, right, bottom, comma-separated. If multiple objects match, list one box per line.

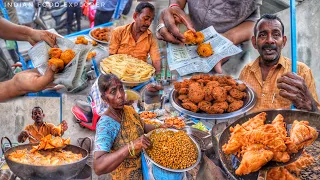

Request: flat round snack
left=197, top=43, right=214, bottom=57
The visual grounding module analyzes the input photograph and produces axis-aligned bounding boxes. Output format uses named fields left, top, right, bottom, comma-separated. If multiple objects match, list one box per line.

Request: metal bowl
left=143, top=128, right=202, bottom=172
left=89, top=28, right=110, bottom=44
left=170, top=80, right=256, bottom=120
left=218, top=109, right=320, bottom=180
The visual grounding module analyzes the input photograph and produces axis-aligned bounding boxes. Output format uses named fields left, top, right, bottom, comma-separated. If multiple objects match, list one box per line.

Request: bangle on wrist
left=169, top=3, right=180, bottom=8
left=127, top=143, right=133, bottom=156
left=130, top=141, right=135, bottom=156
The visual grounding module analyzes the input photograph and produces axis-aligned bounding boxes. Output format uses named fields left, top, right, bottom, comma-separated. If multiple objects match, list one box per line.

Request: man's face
left=252, top=19, right=287, bottom=63
left=32, top=108, right=44, bottom=124
left=134, top=8, right=154, bottom=32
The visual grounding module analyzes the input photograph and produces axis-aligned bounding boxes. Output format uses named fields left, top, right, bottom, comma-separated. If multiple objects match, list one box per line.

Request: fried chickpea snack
left=60, top=49, right=75, bottom=65
left=48, top=58, right=64, bottom=72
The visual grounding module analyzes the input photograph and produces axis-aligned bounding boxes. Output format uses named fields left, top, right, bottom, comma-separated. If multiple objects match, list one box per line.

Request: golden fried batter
left=60, top=49, right=75, bottom=65
left=86, top=51, right=96, bottom=60
left=207, top=102, right=228, bottom=114
left=188, top=82, right=205, bottom=103
left=203, top=86, right=214, bottom=102
left=48, top=58, right=64, bottom=72
left=228, top=100, right=244, bottom=112
left=198, top=101, right=212, bottom=112
left=229, top=88, right=247, bottom=99
left=178, top=88, right=188, bottom=95
left=206, top=81, right=220, bottom=87
left=212, top=86, right=227, bottom=102
left=195, top=32, right=205, bottom=44
left=182, top=102, right=199, bottom=112
left=48, top=48, right=62, bottom=58
left=178, top=95, right=188, bottom=101
left=173, top=82, right=181, bottom=90
left=226, top=95, right=237, bottom=103
left=235, top=83, right=247, bottom=92
left=184, top=30, right=196, bottom=44
left=197, top=43, right=214, bottom=57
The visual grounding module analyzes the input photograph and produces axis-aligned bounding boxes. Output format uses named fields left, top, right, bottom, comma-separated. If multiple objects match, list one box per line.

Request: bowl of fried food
left=48, top=48, right=76, bottom=73
left=218, top=109, right=319, bottom=180
left=170, top=74, right=256, bottom=120
left=100, top=54, right=155, bottom=86
left=164, top=117, right=186, bottom=129
left=89, top=27, right=112, bottom=44
left=144, top=128, right=201, bottom=172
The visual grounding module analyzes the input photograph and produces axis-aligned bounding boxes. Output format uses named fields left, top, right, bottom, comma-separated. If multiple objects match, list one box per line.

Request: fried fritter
left=207, top=102, right=228, bottom=114
left=49, top=48, right=62, bottom=58
left=178, top=88, right=188, bottom=95
left=182, top=102, right=199, bottom=112
left=178, top=95, right=188, bottom=101
left=188, top=82, right=205, bottom=103
left=184, top=30, right=196, bottom=44
left=91, top=40, right=98, bottom=46
left=86, top=51, right=96, bottom=60
left=197, top=43, right=213, bottom=57
left=227, top=100, right=244, bottom=112
left=173, top=82, right=181, bottom=90
left=235, top=83, right=247, bottom=92
left=224, top=85, right=233, bottom=91
left=195, top=32, right=205, bottom=44
left=226, top=78, right=237, bottom=86
left=48, top=58, right=64, bottom=72
left=190, top=74, right=201, bottom=80
left=226, top=95, right=237, bottom=103
left=198, top=101, right=212, bottom=112
left=212, top=86, right=227, bottom=102
left=229, top=88, right=247, bottom=99
left=203, top=85, right=214, bottom=101
left=60, top=49, right=75, bottom=65
left=206, top=81, right=220, bottom=87
left=200, top=74, right=211, bottom=80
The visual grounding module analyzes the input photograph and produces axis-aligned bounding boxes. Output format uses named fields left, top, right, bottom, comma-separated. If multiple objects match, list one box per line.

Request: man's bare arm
left=222, top=21, right=255, bottom=45
left=169, top=0, right=187, bottom=9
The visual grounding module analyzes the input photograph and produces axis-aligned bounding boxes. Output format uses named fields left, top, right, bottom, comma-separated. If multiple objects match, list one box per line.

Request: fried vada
left=60, top=49, right=75, bottom=65
left=49, top=48, right=62, bottom=58
left=197, top=43, right=214, bottom=57
left=48, top=58, right=64, bottom=72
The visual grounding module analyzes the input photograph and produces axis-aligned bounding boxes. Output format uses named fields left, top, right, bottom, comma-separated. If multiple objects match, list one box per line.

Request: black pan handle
left=79, top=137, right=92, bottom=152
left=1, top=137, right=12, bottom=154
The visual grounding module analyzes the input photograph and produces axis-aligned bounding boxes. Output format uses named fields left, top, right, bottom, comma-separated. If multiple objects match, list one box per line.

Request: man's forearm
left=169, top=0, right=187, bottom=9
left=0, top=79, right=25, bottom=102
left=0, top=18, right=33, bottom=42
left=222, top=21, right=255, bottom=45
left=152, top=60, right=161, bottom=74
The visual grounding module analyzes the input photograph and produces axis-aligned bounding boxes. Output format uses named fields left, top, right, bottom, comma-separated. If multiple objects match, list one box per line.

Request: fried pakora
left=188, top=82, right=205, bottom=103
left=198, top=101, right=212, bottom=112
left=60, top=49, right=75, bottom=65
left=207, top=102, right=228, bottom=114
left=75, top=36, right=89, bottom=45
left=87, top=51, right=96, bottom=60
left=48, top=58, right=64, bottom=72
left=182, top=102, right=199, bottom=112
left=227, top=100, right=244, bottom=112
left=229, top=88, right=247, bottom=99
left=212, top=86, right=227, bottom=102
left=195, top=32, right=205, bottom=44
left=197, top=43, right=214, bottom=57
left=49, top=48, right=62, bottom=58
left=183, top=30, right=205, bottom=45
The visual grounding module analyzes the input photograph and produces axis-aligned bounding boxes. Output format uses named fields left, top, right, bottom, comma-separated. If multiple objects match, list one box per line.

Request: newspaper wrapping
left=167, top=26, right=242, bottom=76
left=29, top=37, right=92, bottom=89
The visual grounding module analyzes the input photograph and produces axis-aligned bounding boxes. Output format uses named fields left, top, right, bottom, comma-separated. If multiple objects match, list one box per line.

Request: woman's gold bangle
left=127, top=143, right=133, bottom=156
left=130, top=141, right=135, bottom=156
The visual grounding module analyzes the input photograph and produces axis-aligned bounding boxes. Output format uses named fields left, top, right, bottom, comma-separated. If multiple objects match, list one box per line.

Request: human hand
left=146, top=83, right=163, bottom=92
left=20, top=130, right=30, bottom=138
left=213, top=57, right=229, bottom=74
left=12, top=65, right=56, bottom=95
left=156, top=7, right=195, bottom=44
left=133, top=135, right=151, bottom=153
left=27, top=29, right=58, bottom=47
left=277, top=72, right=318, bottom=111
left=61, top=120, right=68, bottom=132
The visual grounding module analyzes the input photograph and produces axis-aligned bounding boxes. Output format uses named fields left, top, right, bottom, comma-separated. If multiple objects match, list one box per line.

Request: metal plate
left=218, top=109, right=320, bottom=180
left=169, top=80, right=257, bottom=120
left=143, top=128, right=202, bottom=173
left=89, top=28, right=110, bottom=44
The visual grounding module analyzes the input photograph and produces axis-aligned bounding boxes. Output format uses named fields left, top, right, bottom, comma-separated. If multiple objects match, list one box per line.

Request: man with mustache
left=108, top=2, right=161, bottom=74
left=239, top=14, right=319, bottom=112
left=18, top=107, right=68, bottom=143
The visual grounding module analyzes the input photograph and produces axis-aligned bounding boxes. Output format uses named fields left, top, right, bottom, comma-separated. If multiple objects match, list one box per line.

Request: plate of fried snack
left=218, top=110, right=319, bottom=179
left=140, top=111, right=157, bottom=119
left=164, top=117, right=186, bottom=129
left=89, top=27, right=112, bottom=44
left=48, top=48, right=76, bottom=72
left=183, top=30, right=214, bottom=57
left=170, top=74, right=256, bottom=120
left=143, top=119, right=162, bottom=126
left=100, top=54, right=155, bottom=86
left=144, top=128, right=201, bottom=172
left=73, top=35, right=98, bottom=46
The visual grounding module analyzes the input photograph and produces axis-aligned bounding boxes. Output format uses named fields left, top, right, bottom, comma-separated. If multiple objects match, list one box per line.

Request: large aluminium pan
left=2, top=138, right=88, bottom=180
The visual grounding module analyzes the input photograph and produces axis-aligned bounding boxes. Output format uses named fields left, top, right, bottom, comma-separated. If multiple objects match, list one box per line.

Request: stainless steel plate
left=143, top=128, right=202, bottom=173
left=170, top=80, right=257, bottom=120
left=89, top=28, right=110, bottom=44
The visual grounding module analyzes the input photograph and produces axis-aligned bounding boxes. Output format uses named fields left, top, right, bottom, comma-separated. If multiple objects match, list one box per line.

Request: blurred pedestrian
left=94, top=0, right=129, bottom=26
left=66, top=0, right=81, bottom=34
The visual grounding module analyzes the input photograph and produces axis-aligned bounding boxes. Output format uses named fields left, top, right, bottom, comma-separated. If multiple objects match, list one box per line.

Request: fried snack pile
left=144, top=119, right=161, bottom=126
left=48, top=48, right=75, bottom=72
left=8, top=149, right=82, bottom=166
left=222, top=112, right=318, bottom=176
left=164, top=117, right=186, bottom=129
left=86, top=51, right=96, bottom=61
left=91, top=27, right=111, bottom=42
left=184, top=30, right=204, bottom=45
left=140, top=111, right=157, bottom=119
left=174, top=74, right=247, bottom=114
left=197, top=43, right=214, bottom=57
left=146, top=130, right=198, bottom=169
left=8, top=135, right=81, bottom=166
left=100, top=54, right=155, bottom=82
left=75, top=36, right=98, bottom=46
left=267, top=151, right=315, bottom=180
left=30, top=134, right=70, bottom=153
